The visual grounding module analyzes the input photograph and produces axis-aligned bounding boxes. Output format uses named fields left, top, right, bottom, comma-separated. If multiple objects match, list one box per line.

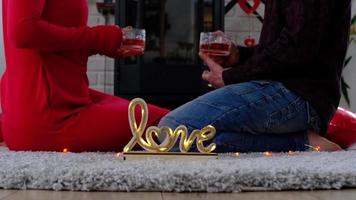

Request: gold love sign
left=123, top=98, right=217, bottom=154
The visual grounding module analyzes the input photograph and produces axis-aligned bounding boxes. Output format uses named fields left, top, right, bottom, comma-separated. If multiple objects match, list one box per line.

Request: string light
left=315, top=146, right=321, bottom=152
left=305, top=144, right=321, bottom=152
left=288, top=150, right=297, bottom=155
left=263, top=151, right=272, bottom=157
left=62, top=148, right=69, bottom=153
left=234, top=152, right=240, bottom=156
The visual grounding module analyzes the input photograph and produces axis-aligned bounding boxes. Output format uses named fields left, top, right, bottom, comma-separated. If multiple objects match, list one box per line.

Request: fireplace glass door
left=115, top=0, right=224, bottom=108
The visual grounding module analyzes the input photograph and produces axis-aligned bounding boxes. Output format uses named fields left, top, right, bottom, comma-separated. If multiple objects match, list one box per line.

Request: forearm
left=235, top=45, right=256, bottom=66
left=10, top=0, right=122, bottom=56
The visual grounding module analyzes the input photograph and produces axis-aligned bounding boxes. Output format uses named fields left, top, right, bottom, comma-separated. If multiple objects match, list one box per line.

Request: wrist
left=89, top=25, right=123, bottom=56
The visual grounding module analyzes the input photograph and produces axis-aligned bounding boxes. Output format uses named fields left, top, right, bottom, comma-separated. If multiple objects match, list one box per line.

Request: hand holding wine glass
left=199, top=31, right=239, bottom=68
left=117, top=26, right=146, bottom=58
left=199, top=52, right=225, bottom=89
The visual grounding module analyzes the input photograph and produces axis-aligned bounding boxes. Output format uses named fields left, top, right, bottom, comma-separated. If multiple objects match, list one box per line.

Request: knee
left=158, top=115, right=179, bottom=129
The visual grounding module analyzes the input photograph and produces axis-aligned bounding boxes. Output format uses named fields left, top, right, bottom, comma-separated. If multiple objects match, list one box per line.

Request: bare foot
left=308, top=130, right=342, bottom=151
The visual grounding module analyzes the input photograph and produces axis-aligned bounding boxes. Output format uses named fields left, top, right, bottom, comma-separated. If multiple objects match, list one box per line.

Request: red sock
left=326, top=108, right=356, bottom=149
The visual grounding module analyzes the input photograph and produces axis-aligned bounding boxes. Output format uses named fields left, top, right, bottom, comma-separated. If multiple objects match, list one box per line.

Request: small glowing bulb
left=116, top=152, right=121, bottom=157
left=234, top=152, right=240, bottom=156
left=288, top=150, right=299, bottom=155
left=315, top=146, right=321, bottom=152
left=264, top=151, right=272, bottom=157
left=63, top=148, right=69, bottom=153
left=305, top=144, right=321, bottom=152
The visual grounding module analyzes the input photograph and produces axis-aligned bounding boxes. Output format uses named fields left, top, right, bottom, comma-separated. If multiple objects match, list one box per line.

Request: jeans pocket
left=266, top=97, right=307, bottom=133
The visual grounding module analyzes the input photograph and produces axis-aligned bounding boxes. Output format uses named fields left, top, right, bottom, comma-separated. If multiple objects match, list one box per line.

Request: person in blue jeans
left=159, top=0, right=350, bottom=152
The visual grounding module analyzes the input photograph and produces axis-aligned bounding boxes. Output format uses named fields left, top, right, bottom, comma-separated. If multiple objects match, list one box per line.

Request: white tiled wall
left=87, top=0, right=116, bottom=94
left=224, top=0, right=265, bottom=46
left=340, top=1, right=356, bottom=110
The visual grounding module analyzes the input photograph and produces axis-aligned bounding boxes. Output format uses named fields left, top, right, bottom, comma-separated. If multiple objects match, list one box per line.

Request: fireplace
left=114, top=0, right=224, bottom=109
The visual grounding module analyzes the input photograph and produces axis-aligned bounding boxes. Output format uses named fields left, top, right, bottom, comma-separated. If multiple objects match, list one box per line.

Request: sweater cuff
left=88, top=25, right=123, bottom=57
left=222, top=68, right=244, bottom=85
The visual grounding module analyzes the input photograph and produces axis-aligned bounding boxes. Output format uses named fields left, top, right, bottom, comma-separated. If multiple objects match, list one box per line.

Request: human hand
left=117, top=48, right=144, bottom=58
left=208, top=40, right=239, bottom=68
left=122, top=26, right=133, bottom=34
left=117, top=26, right=145, bottom=58
left=203, top=31, right=239, bottom=68
left=199, top=52, right=225, bottom=88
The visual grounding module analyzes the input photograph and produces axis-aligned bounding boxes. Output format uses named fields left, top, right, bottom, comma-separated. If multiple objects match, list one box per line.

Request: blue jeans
left=158, top=80, right=321, bottom=153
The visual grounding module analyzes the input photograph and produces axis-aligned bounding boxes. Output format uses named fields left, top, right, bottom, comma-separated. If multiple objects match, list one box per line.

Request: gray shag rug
left=0, top=146, right=356, bottom=192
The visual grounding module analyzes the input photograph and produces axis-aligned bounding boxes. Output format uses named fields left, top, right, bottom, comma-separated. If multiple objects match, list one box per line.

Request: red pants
left=2, top=89, right=169, bottom=152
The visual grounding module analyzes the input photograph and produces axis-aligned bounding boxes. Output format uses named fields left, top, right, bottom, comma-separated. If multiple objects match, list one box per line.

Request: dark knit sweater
left=223, top=0, right=351, bottom=134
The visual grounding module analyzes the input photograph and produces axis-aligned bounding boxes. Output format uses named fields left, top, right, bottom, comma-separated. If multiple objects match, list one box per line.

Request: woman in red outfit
left=1, top=0, right=169, bottom=152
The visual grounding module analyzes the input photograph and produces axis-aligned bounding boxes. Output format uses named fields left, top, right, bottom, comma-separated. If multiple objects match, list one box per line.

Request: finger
left=117, top=49, right=144, bottom=57
left=199, top=52, right=214, bottom=65
left=117, top=49, right=129, bottom=54
left=126, top=49, right=144, bottom=56
left=210, top=56, right=225, bottom=65
left=213, top=30, right=224, bottom=37
left=123, top=26, right=133, bottom=31
left=202, top=70, right=211, bottom=82
left=117, top=49, right=126, bottom=56
left=117, top=49, right=129, bottom=57
left=199, top=53, right=221, bottom=72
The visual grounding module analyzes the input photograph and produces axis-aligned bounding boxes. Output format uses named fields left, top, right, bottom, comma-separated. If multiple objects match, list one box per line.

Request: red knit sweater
left=1, top=0, right=169, bottom=151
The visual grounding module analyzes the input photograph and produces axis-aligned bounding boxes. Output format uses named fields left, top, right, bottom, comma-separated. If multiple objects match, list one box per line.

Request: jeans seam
left=211, top=105, right=246, bottom=127
left=268, top=96, right=304, bottom=120
left=210, top=84, right=267, bottom=126
left=214, top=84, right=296, bottom=132
left=195, top=99, right=233, bottom=111
left=161, top=115, right=201, bottom=131
left=226, top=82, right=269, bottom=96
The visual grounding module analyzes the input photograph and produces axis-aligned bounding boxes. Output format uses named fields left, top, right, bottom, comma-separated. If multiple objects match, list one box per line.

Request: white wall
left=87, top=0, right=115, bottom=94
left=340, top=2, right=356, bottom=111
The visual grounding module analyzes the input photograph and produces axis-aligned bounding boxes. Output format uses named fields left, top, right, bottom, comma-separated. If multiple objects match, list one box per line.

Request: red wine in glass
left=122, top=39, right=145, bottom=52
left=199, top=32, right=231, bottom=57
left=199, top=43, right=231, bottom=56
left=122, top=28, right=146, bottom=53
